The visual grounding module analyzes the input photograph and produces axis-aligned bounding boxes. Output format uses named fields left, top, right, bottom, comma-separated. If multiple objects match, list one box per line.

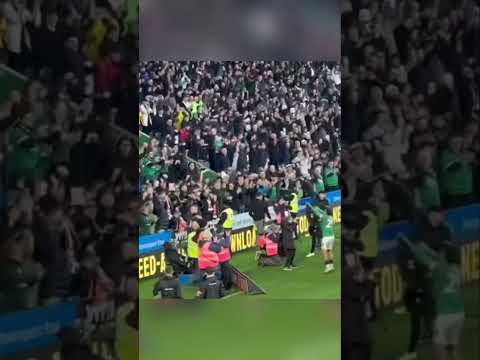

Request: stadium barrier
left=0, top=299, right=79, bottom=359
left=138, top=191, right=342, bottom=281
left=374, top=203, right=480, bottom=309
left=297, top=191, right=341, bottom=234
left=139, top=231, right=172, bottom=280
left=0, top=297, right=118, bottom=360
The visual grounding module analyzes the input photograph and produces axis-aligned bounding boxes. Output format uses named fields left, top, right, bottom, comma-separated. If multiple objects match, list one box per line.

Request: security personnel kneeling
left=152, top=266, right=183, bottom=299
left=196, top=269, right=226, bottom=299
left=256, top=226, right=283, bottom=267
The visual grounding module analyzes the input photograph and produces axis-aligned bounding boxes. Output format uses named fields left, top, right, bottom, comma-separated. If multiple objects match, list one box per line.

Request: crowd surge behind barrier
left=138, top=191, right=342, bottom=281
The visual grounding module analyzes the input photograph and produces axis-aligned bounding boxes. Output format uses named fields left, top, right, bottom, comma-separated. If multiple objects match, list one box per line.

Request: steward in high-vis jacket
left=218, top=202, right=235, bottom=235
left=187, top=231, right=199, bottom=270
left=289, top=192, right=299, bottom=218
left=217, top=234, right=233, bottom=290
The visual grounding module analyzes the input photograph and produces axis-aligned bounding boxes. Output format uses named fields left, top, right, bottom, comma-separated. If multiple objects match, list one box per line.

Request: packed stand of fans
left=342, top=0, right=479, bottom=218
left=139, top=61, right=341, bottom=236
left=341, top=1, right=479, bottom=360
left=0, top=0, right=139, bottom=357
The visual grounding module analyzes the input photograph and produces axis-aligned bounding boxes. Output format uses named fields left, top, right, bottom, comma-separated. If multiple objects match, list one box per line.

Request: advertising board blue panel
left=139, top=231, right=173, bottom=256
left=374, top=204, right=480, bottom=308
left=326, top=190, right=341, bottom=206
left=0, top=300, right=79, bottom=358
left=377, top=204, right=480, bottom=265
left=298, top=190, right=341, bottom=215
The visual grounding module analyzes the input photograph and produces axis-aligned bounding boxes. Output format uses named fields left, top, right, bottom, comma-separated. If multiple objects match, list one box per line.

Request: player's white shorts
left=434, top=313, right=465, bottom=346
left=321, top=236, right=335, bottom=251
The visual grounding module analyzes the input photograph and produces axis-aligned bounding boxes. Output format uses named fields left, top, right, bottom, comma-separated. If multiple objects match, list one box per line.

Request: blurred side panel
left=140, top=0, right=340, bottom=61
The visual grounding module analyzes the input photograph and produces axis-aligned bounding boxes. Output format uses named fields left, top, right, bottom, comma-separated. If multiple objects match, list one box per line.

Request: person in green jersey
left=190, top=95, right=204, bottom=120
left=139, top=201, right=158, bottom=235
left=307, top=204, right=336, bottom=272
left=323, top=161, right=339, bottom=191
left=399, top=236, right=464, bottom=360
left=440, top=134, right=474, bottom=208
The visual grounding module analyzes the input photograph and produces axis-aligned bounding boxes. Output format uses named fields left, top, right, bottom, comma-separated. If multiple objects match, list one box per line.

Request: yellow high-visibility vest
left=222, top=208, right=234, bottom=229
left=187, top=232, right=199, bottom=259
left=289, top=193, right=299, bottom=214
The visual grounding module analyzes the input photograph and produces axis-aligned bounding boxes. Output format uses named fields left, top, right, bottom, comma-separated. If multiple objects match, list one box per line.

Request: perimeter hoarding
left=139, top=231, right=172, bottom=280
left=0, top=300, right=79, bottom=358
left=139, top=252, right=167, bottom=280
left=374, top=204, right=480, bottom=309
left=296, top=192, right=341, bottom=235
left=139, top=231, right=173, bottom=256
left=138, top=191, right=342, bottom=281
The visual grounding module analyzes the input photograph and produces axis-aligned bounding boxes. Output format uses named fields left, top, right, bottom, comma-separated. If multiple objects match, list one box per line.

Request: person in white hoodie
left=3, top=0, right=40, bottom=71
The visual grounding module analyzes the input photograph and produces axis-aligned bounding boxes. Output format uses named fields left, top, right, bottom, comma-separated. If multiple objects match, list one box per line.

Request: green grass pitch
left=139, top=226, right=342, bottom=359
left=140, top=300, right=341, bottom=360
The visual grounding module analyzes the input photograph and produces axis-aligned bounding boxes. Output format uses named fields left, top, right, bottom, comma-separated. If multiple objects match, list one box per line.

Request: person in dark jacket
left=281, top=212, right=297, bottom=270
left=153, top=192, right=170, bottom=230
left=307, top=207, right=322, bottom=256
left=278, top=138, right=291, bottom=165
left=197, top=269, right=226, bottom=299
left=250, top=142, right=269, bottom=172
left=341, top=204, right=371, bottom=360
left=163, top=242, right=190, bottom=275
left=153, top=266, right=183, bottom=299
left=236, top=143, right=249, bottom=172
left=212, top=147, right=230, bottom=172
left=418, top=207, right=451, bottom=252
left=197, top=138, right=210, bottom=164
left=34, top=198, right=72, bottom=302
left=249, top=192, right=268, bottom=234
left=397, top=235, right=433, bottom=360
left=269, top=137, right=281, bottom=166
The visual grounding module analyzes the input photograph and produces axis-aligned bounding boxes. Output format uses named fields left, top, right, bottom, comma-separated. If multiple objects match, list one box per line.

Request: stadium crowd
left=139, top=61, right=341, bottom=296
left=139, top=61, right=341, bottom=234
left=342, top=0, right=479, bottom=215
left=341, top=1, right=479, bottom=359
left=0, top=0, right=139, bottom=358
